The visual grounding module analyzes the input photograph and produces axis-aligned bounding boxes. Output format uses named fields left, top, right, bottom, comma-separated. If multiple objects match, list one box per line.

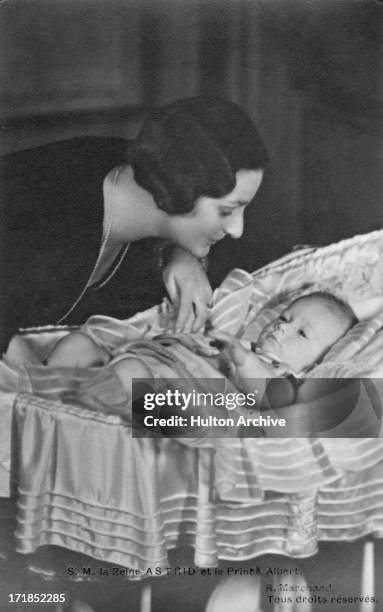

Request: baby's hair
left=294, top=291, right=358, bottom=332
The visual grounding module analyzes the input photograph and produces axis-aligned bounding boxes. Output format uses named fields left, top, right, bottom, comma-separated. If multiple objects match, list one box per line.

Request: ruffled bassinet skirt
left=2, top=229, right=383, bottom=572
left=8, top=361, right=383, bottom=572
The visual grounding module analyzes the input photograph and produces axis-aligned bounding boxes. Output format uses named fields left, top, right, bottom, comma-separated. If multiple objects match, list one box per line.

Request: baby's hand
left=208, top=329, right=249, bottom=369
left=208, top=329, right=272, bottom=392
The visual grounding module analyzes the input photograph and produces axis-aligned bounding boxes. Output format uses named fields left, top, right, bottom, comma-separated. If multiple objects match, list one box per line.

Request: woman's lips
left=208, top=233, right=225, bottom=245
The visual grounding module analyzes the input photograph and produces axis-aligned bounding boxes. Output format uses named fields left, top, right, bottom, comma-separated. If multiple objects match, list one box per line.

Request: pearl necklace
left=57, top=166, right=130, bottom=324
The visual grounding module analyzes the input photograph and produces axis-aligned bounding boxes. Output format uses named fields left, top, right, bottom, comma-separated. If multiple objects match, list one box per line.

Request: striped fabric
left=12, top=392, right=383, bottom=569
left=1, top=229, right=383, bottom=572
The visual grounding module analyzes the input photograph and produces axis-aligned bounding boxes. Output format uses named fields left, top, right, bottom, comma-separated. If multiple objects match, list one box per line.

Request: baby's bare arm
left=47, top=332, right=110, bottom=367
left=236, top=352, right=276, bottom=379
left=232, top=351, right=275, bottom=395
left=209, top=329, right=276, bottom=394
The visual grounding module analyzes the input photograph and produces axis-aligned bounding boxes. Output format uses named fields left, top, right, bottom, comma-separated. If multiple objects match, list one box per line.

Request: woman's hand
left=162, top=246, right=213, bottom=332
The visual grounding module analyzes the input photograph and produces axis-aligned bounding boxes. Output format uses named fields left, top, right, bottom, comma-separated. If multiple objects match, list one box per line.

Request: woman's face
left=167, top=169, right=263, bottom=258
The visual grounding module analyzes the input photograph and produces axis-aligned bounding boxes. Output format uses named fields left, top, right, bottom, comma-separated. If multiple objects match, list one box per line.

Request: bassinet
left=0, top=229, right=383, bottom=575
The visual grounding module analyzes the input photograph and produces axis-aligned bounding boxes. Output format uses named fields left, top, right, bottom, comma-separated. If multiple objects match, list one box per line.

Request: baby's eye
left=298, top=329, right=307, bottom=338
left=279, top=314, right=288, bottom=322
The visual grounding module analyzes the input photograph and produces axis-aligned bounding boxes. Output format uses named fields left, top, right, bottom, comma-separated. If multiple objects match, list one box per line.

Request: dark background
left=1, top=1, right=383, bottom=610
left=1, top=0, right=383, bottom=283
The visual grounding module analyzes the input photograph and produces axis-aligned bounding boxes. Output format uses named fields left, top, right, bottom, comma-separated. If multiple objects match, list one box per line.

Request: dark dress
left=0, top=136, right=164, bottom=352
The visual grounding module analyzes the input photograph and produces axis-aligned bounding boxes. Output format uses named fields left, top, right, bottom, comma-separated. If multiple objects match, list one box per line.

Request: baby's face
left=257, top=296, right=349, bottom=372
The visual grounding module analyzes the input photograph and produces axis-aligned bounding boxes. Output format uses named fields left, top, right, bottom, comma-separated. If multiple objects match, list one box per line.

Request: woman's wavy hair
left=130, top=97, right=269, bottom=214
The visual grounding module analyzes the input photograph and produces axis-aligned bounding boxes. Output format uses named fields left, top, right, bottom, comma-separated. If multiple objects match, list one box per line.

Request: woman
left=1, top=97, right=268, bottom=352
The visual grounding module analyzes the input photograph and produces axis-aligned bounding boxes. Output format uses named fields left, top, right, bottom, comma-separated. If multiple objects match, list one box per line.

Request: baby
left=6, top=291, right=360, bottom=435
left=209, top=291, right=359, bottom=433
left=6, top=292, right=356, bottom=397
left=211, top=291, right=357, bottom=392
